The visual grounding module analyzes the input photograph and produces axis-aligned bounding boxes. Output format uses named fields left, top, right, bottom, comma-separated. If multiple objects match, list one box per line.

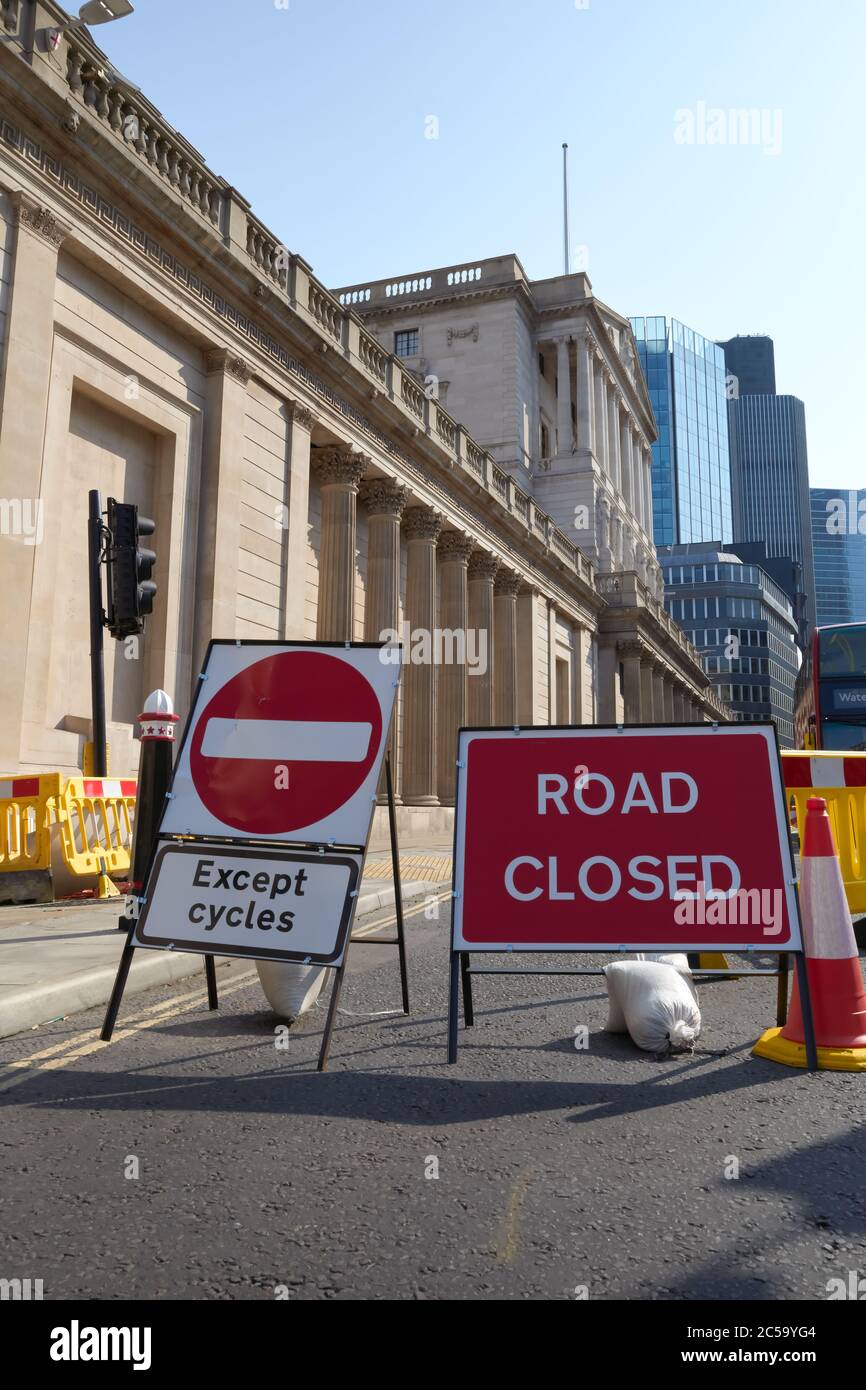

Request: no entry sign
left=160, top=641, right=399, bottom=846
left=136, top=842, right=361, bottom=966
left=453, top=724, right=801, bottom=953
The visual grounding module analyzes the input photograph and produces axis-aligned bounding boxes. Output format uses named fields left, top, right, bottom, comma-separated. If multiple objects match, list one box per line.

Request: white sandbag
left=256, top=960, right=327, bottom=1021
left=635, top=951, right=692, bottom=975
left=604, top=960, right=701, bottom=1053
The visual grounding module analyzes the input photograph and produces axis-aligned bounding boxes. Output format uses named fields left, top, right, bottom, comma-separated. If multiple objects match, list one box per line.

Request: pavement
left=2, top=893, right=866, bottom=1300
left=0, top=839, right=454, bottom=1041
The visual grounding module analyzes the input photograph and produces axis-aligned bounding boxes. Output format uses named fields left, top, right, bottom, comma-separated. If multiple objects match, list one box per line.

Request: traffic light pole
left=88, top=488, right=108, bottom=778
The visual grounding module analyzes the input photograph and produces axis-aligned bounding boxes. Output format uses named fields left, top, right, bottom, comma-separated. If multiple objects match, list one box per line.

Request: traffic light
left=106, top=497, right=157, bottom=639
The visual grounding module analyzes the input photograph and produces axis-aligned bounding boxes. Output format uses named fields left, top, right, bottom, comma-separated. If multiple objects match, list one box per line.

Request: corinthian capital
left=403, top=505, right=444, bottom=543
left=359, top=477, right=409, bottom=518
left=205, top=348, right=252, bottom=384
left=437, top=530, right=474, bottom=565
left=312, top=445, right=369, bottom=490
left=468, top=549, right=500, bottom=582
left=494, top=566, right=523, bottom=598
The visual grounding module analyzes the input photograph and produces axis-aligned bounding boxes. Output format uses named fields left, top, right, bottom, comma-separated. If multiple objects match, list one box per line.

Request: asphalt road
left=2, top=897, right=865, bottom=1302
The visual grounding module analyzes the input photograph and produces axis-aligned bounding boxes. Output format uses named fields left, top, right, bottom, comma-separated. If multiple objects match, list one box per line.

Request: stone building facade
left=0, top=2, right=725, bottom=842
left=335, top=256, right=723, bottom=727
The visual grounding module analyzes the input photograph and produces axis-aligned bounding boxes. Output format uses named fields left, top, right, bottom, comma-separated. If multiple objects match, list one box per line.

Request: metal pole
left=385, top=752, right=410, bottom=1015
left=87, top=489, right=107, bottom=777
left=562, top=142, right=569, bottom=275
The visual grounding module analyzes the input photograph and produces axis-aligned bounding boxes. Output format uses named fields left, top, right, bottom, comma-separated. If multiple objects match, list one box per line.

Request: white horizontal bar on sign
left=200, top=718, right=373, bottom=763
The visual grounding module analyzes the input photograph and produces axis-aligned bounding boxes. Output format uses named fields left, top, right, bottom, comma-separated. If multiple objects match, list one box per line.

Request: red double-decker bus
left=794, top=622, right=866, bottom=751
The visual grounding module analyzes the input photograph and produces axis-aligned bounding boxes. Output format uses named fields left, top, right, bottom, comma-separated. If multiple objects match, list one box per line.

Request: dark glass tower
left=717, top=335, right=776, bottom=396
left=630, top=317, right=732, bottom=547
left=810, top=488, right=866, bottom=627
left=728, top=394, right=816, bottom=643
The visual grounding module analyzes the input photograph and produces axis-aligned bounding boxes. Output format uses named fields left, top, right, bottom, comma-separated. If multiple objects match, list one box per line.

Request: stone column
left=193, top=351, right=251, bottom=671
left=0, top=196, right=69, bottom=767
left=361, top=477, right=408, bottom=798
left=644, top=449, right=654, bottom=538
left=312, top=446, right=367, bottom=641
left=619, top=642, right=643, bottom=724
left=437, top=530, right=474, bottom=804
left=597, top=640, right=619, bottom=723
left=593, top=353, right=608, bottom=473
left=281, top=401, right=316, bottom=639
left=607, top=389, right=622, bottom=494
left=641, top=658, right=656, bottom=721
left=555, top=336, right=573, bottom=456
left=402, top=505, right=443, bottom=805
left=653, top=666, right=667, bottom=723
left=467, top=550, right=499, bottom=726
left=575, top=332, right=595, bottom=454
left=494, top=568, right=521, bottom=724
left=619, top=415, right=633, bottom=512
left=664, top=678, right=675, bottom=722
left=672, top=687, right=686, bottom=723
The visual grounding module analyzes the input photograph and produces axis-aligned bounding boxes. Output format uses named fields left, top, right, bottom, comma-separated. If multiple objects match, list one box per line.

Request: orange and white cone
left=753, top=796, right=866, bottom=1070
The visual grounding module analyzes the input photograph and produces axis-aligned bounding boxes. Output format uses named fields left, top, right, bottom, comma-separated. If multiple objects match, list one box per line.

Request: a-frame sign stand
left=100, top=643, right=409, bottom=1071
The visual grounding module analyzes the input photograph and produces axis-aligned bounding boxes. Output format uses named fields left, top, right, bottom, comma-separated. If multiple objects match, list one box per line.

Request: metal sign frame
left=447, top=721, right=818, bottom=1071
left=101, top=641, right=408, bottom=1071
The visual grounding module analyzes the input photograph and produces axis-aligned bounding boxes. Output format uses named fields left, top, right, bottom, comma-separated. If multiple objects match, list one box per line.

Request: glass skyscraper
left=630, top=317, right=732, bottom=547
left=810, top=488, right=866, bottom=627
left=728, top=394, right=815, bottom=641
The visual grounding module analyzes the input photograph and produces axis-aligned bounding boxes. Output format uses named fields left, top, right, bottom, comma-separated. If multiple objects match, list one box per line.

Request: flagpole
left=562, top=142, right=569, bottom=275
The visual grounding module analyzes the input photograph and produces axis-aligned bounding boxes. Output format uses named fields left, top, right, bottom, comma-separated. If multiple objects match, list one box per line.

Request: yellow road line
left=496, top=1169, right=534, bottom=1264
left=348, top=884, right=450, bottom=939
left=0, top=887, right=453, bottom=1094
left=0, top=971, right=257, bottom=1094
left=0, top=966, right=246, bottom=1070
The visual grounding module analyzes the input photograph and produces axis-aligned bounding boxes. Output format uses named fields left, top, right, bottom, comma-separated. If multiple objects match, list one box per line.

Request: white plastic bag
left=604, top=960, right=701, bottom=1053
left=256, top=960, right=327, bottom=1021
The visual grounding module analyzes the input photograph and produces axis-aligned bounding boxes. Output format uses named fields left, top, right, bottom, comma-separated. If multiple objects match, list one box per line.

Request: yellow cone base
left=752, top=1026, right=866, bottom=1072
left=96, top=874, right=120, bottom=900
left=698, top=953, right=730, bottom=970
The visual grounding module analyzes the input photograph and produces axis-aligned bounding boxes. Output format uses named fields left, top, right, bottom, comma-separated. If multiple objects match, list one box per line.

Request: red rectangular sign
left=452, top=725, right=801, bottom=952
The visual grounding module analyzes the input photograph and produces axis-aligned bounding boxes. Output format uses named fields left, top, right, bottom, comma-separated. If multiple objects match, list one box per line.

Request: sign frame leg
left=100, top=923, right=136, bottom=1041
left=776, top=952, right=789, bottom=1026
left=460, top=952, right=474, bottom=1026
left=205, top=956, right=219, bottom=1011
left=385, top=751, right=410, bottom=1015
left=794, top=950, right=819, bottom=1071
left=447, top=950, right=460, bottom=1064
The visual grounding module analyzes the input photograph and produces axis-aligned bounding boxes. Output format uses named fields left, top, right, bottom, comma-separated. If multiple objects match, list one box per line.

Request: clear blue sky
left=97, top=0, right=865, bottom=488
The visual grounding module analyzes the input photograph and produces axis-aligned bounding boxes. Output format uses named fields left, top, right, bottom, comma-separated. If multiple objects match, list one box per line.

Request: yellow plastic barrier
left=782, top=752, right=866, bottom=916
left=55, top=777, right=137, bottom=888
left=0, top=773, right=137, bottom=903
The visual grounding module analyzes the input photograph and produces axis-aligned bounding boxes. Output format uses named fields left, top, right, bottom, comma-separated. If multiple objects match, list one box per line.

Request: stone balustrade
left=66, top=37, right=224, bottom=231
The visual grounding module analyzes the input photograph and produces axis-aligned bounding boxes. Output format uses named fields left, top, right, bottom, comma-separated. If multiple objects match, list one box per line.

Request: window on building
left=395, top=329, right=420, bottom=358
left=538, top=352, right=545, bottom=377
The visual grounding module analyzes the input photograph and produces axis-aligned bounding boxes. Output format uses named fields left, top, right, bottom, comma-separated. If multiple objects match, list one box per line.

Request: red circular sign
left=189, top=651, right=383, bottom=836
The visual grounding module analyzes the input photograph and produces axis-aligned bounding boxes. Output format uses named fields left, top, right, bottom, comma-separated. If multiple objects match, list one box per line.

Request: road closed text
left=505, top=770, right=739, bottom=905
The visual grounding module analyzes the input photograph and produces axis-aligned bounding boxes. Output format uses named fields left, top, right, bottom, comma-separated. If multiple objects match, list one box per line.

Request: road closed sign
left=160, top=641, right=399, bottom=847
left=452, top=724, right=801, bottom=953
left=135, top=843, right=362, bottom=966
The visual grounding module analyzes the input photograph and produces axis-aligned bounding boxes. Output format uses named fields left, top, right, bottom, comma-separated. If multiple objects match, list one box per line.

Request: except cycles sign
left=452, top=724, right=801, bottom=953
left=136, top=843, right=361, bottom=966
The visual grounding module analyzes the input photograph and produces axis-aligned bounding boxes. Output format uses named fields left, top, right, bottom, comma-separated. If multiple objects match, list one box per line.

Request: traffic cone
left=753, top=797, right=866, bottom=1071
